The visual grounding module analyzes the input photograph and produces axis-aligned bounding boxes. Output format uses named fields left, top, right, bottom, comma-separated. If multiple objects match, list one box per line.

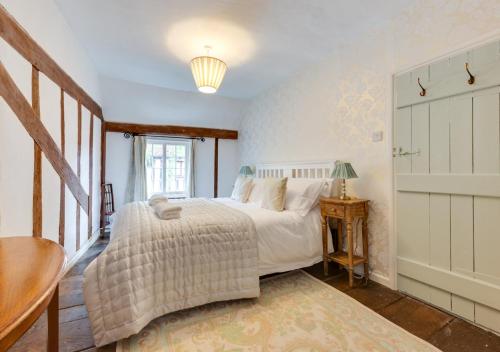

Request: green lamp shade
left=239, top=165, right=254, bottom=176
left=331, top=162, right=358, bottom=179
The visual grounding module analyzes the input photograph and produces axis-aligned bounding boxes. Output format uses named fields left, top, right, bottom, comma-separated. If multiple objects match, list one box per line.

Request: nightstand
left=320, top=197, right=369, bottom=287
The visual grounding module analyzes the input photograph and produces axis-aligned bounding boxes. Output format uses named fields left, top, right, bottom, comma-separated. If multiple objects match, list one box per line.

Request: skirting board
left=371, top=271, right=392, bottom=288
left=353, top=266, right=392, bottom=288
left=63, top=228, right=100, bottom=275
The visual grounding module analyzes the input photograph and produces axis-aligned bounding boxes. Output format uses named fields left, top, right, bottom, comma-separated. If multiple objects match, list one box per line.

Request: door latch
left=393, top=147, right=421, bottom=157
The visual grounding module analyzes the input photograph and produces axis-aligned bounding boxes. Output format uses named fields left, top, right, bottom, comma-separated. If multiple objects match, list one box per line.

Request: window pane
left=152, top=144, right=163, bottom=156
left=146, top=143, right=165, bottom=197
left=146, top=140, right=190, bottom=198
left=166, top=145, right=175, bottom=157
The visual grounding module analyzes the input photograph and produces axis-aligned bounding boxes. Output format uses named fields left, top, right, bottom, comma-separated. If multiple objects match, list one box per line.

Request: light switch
left=372, top=131, right=383, bottom=142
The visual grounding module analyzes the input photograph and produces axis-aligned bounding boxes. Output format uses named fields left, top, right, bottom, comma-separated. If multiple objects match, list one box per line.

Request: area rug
left=116, top=270, right=440, bottom=351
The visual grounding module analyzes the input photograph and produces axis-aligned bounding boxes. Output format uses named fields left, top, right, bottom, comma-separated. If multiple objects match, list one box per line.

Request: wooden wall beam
left=0, top=60, right=89, bottom=214
left=31, top=66, right=42, bottom=237
left=99, top=122, right=107, bottom=236
left=214, top=138, right=219, bottom=197
left=0, top=5, right=103, bottom=119
left=105, top=122, right=238, bottom=140
left=76, top=103, right=82, bottom=250
left=59, top=88, right=65, bottom=246
left=88, top=115, right=94, bottom=239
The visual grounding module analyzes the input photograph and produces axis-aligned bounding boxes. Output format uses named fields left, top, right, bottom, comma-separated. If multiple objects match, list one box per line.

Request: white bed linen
left=214, top=198, right=333, bottom=276
left=84, top=199, right=259, bottom=347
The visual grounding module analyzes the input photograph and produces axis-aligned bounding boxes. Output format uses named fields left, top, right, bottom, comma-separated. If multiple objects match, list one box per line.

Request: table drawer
left=323, top=204, right=345, bottom=218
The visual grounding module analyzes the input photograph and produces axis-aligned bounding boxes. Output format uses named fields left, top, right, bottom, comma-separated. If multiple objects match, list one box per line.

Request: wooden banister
left=0, top=60, right=89, bottom=214
left=31, top=66, right=42, bottom=237
left=99, top=122, right=107, bottom=235
left=0, top=6, right=104, bottom=249
left=0, top=5, right=103, bottom=119
left=88, top=115, right=94, bottom=239
left=76, top=102, right=82, bottom=249
left=59, top=88, right=66, bottom=246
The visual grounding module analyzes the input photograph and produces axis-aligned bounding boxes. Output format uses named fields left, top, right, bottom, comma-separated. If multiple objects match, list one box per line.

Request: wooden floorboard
left=60, top=305, right=88, bottom=324
left=429, top=318, right=500, bottom=352
left=8, top=236, right=500, bottom=352
left=378, top=296, right=454, bottom=340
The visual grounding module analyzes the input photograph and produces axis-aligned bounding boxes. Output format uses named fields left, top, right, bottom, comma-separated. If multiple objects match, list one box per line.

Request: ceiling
left=55, top=0, right=415, bottom=100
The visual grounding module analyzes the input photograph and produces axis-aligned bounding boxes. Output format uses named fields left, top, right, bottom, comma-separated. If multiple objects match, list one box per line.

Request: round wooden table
left=0, top=237, right=66, bottom=351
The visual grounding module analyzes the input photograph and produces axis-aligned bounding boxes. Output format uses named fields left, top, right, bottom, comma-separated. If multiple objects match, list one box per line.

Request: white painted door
left=394, top=39, right=500, bottom=333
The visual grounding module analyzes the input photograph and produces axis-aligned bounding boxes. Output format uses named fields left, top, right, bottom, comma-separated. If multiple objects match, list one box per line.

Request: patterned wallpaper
left=239, top=0, right=500, bottom=284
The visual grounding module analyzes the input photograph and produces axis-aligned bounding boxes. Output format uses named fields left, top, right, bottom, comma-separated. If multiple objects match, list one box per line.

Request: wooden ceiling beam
left=105, top=122, right=238, bottom=140
left=0, top=5, right=103, bottom=119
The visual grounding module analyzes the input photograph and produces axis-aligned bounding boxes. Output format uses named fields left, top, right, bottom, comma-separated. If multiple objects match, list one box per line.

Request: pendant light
left=190, top=46, right=227, bottom=94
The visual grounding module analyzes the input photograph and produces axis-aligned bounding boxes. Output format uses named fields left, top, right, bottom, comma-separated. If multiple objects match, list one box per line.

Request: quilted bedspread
left=83, top=199, right=260, bottom=347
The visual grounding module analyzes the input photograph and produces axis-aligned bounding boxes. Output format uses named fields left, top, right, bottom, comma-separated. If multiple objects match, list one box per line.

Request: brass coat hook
left=417, top=77, right=426, bottom=96
left=465, top=63, right=475, bottom=85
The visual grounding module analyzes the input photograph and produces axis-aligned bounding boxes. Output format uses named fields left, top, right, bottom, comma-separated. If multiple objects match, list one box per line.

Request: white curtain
left=188, top=139, right=196, bottom=197
left=125, top=136, right=148, bottom=202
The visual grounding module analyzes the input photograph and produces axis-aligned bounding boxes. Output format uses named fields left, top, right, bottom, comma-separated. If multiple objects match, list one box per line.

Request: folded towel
left=157, top=211, right=181, bottom=220
left=148, top=193, right=169, bottom=206
left=153, top=202, right=182, bottom=220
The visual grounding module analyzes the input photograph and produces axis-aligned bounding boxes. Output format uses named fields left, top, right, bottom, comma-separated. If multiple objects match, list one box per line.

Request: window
left=145, top=138, right=192, bottom=198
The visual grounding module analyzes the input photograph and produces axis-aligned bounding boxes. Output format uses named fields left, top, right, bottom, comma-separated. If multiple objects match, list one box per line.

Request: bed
left=214, top=197, right=329, bottom=276
left=84, top=161, right=336, bottom=346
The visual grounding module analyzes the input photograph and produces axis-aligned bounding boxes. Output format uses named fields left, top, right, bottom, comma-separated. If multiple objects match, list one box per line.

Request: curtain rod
left=123, top=132, right=205, bottom=142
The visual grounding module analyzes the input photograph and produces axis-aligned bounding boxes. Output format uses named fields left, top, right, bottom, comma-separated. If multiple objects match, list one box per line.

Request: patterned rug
left=116, top=270, right=440, bottom=351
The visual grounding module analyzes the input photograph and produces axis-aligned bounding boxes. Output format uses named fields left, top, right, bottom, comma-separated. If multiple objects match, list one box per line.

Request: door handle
left=393, top=147, right=421, bottom=157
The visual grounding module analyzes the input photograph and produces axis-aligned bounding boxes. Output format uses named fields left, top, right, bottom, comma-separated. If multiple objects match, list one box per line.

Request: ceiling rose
left=190, top=46, right=227, bottom=94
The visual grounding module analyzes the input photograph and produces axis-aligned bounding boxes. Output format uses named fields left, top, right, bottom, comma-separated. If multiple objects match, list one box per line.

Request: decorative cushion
left=260, top=177, right=288, bottom=211
left=230, top=176, right=253, bottom=202
left=247, top=178, right=266, bottom=204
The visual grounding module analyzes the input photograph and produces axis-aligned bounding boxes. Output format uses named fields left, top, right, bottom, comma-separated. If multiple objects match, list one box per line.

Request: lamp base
left=339, top=179, right=351, bottom=200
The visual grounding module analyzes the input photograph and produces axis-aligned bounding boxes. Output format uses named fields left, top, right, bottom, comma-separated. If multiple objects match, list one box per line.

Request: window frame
left=145, top=137, right=192, bottom=199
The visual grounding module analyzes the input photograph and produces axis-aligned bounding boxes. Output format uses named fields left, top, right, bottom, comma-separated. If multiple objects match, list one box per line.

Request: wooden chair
left=0, top=237, right=66, bottom=351
left=103, top=183, right=115, bottom=228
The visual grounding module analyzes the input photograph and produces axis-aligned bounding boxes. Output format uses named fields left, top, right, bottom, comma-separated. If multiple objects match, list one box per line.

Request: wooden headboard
left=255, top=160, right=336, bottom=179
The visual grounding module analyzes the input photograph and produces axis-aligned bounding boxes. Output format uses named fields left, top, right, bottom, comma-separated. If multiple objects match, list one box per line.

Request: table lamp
left=331, top=162, right=358, bottom=200
left=239, top=165, right=254, bottom=177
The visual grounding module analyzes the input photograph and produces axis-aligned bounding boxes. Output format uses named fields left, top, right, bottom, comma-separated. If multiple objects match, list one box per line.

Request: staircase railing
left=0, top=5, right=103, bottom=248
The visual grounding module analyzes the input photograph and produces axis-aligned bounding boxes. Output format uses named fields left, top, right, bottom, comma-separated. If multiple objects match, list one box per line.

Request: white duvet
left=214, top=198, right=330, bottom=275
left=83, top=199, right=259, bottom=347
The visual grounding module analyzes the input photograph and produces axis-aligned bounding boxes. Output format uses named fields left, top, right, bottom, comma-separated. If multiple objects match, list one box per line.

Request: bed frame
left=255, top=160, right=336, bottom=180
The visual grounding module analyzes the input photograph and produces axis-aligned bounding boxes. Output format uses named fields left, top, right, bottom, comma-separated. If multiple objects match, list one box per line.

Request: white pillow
left=260, top=177, right=288, bottom=211
left=230, top=176, right=252, bottom=202
left=285, top=179, right=330, bottom=216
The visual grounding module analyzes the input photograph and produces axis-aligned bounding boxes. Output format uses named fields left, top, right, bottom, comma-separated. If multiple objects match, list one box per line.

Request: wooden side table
left=320, top=197, right=369, bottom=287
left=0, top=237, right=66, bottom=351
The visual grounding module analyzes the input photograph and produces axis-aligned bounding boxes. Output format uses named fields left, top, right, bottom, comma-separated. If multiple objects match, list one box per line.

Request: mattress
left=214, top=198, right=333, bottom=276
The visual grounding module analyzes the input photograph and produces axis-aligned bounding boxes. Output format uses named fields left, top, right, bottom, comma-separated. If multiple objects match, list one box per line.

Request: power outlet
left=372, top=131, right=383, bottom=142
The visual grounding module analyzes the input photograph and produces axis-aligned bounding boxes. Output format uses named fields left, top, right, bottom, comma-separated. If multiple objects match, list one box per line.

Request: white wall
left=102, top=76, right=244, bottom=209
left=100, top=75, right=245, bottom=129
left=239, top=0, right=500, bottom=287
left=0, top=0, right=101, bottom=261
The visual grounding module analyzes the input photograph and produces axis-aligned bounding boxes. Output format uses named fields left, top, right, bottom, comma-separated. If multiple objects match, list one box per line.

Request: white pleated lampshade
left=190, top=56, right=227, bottom=94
